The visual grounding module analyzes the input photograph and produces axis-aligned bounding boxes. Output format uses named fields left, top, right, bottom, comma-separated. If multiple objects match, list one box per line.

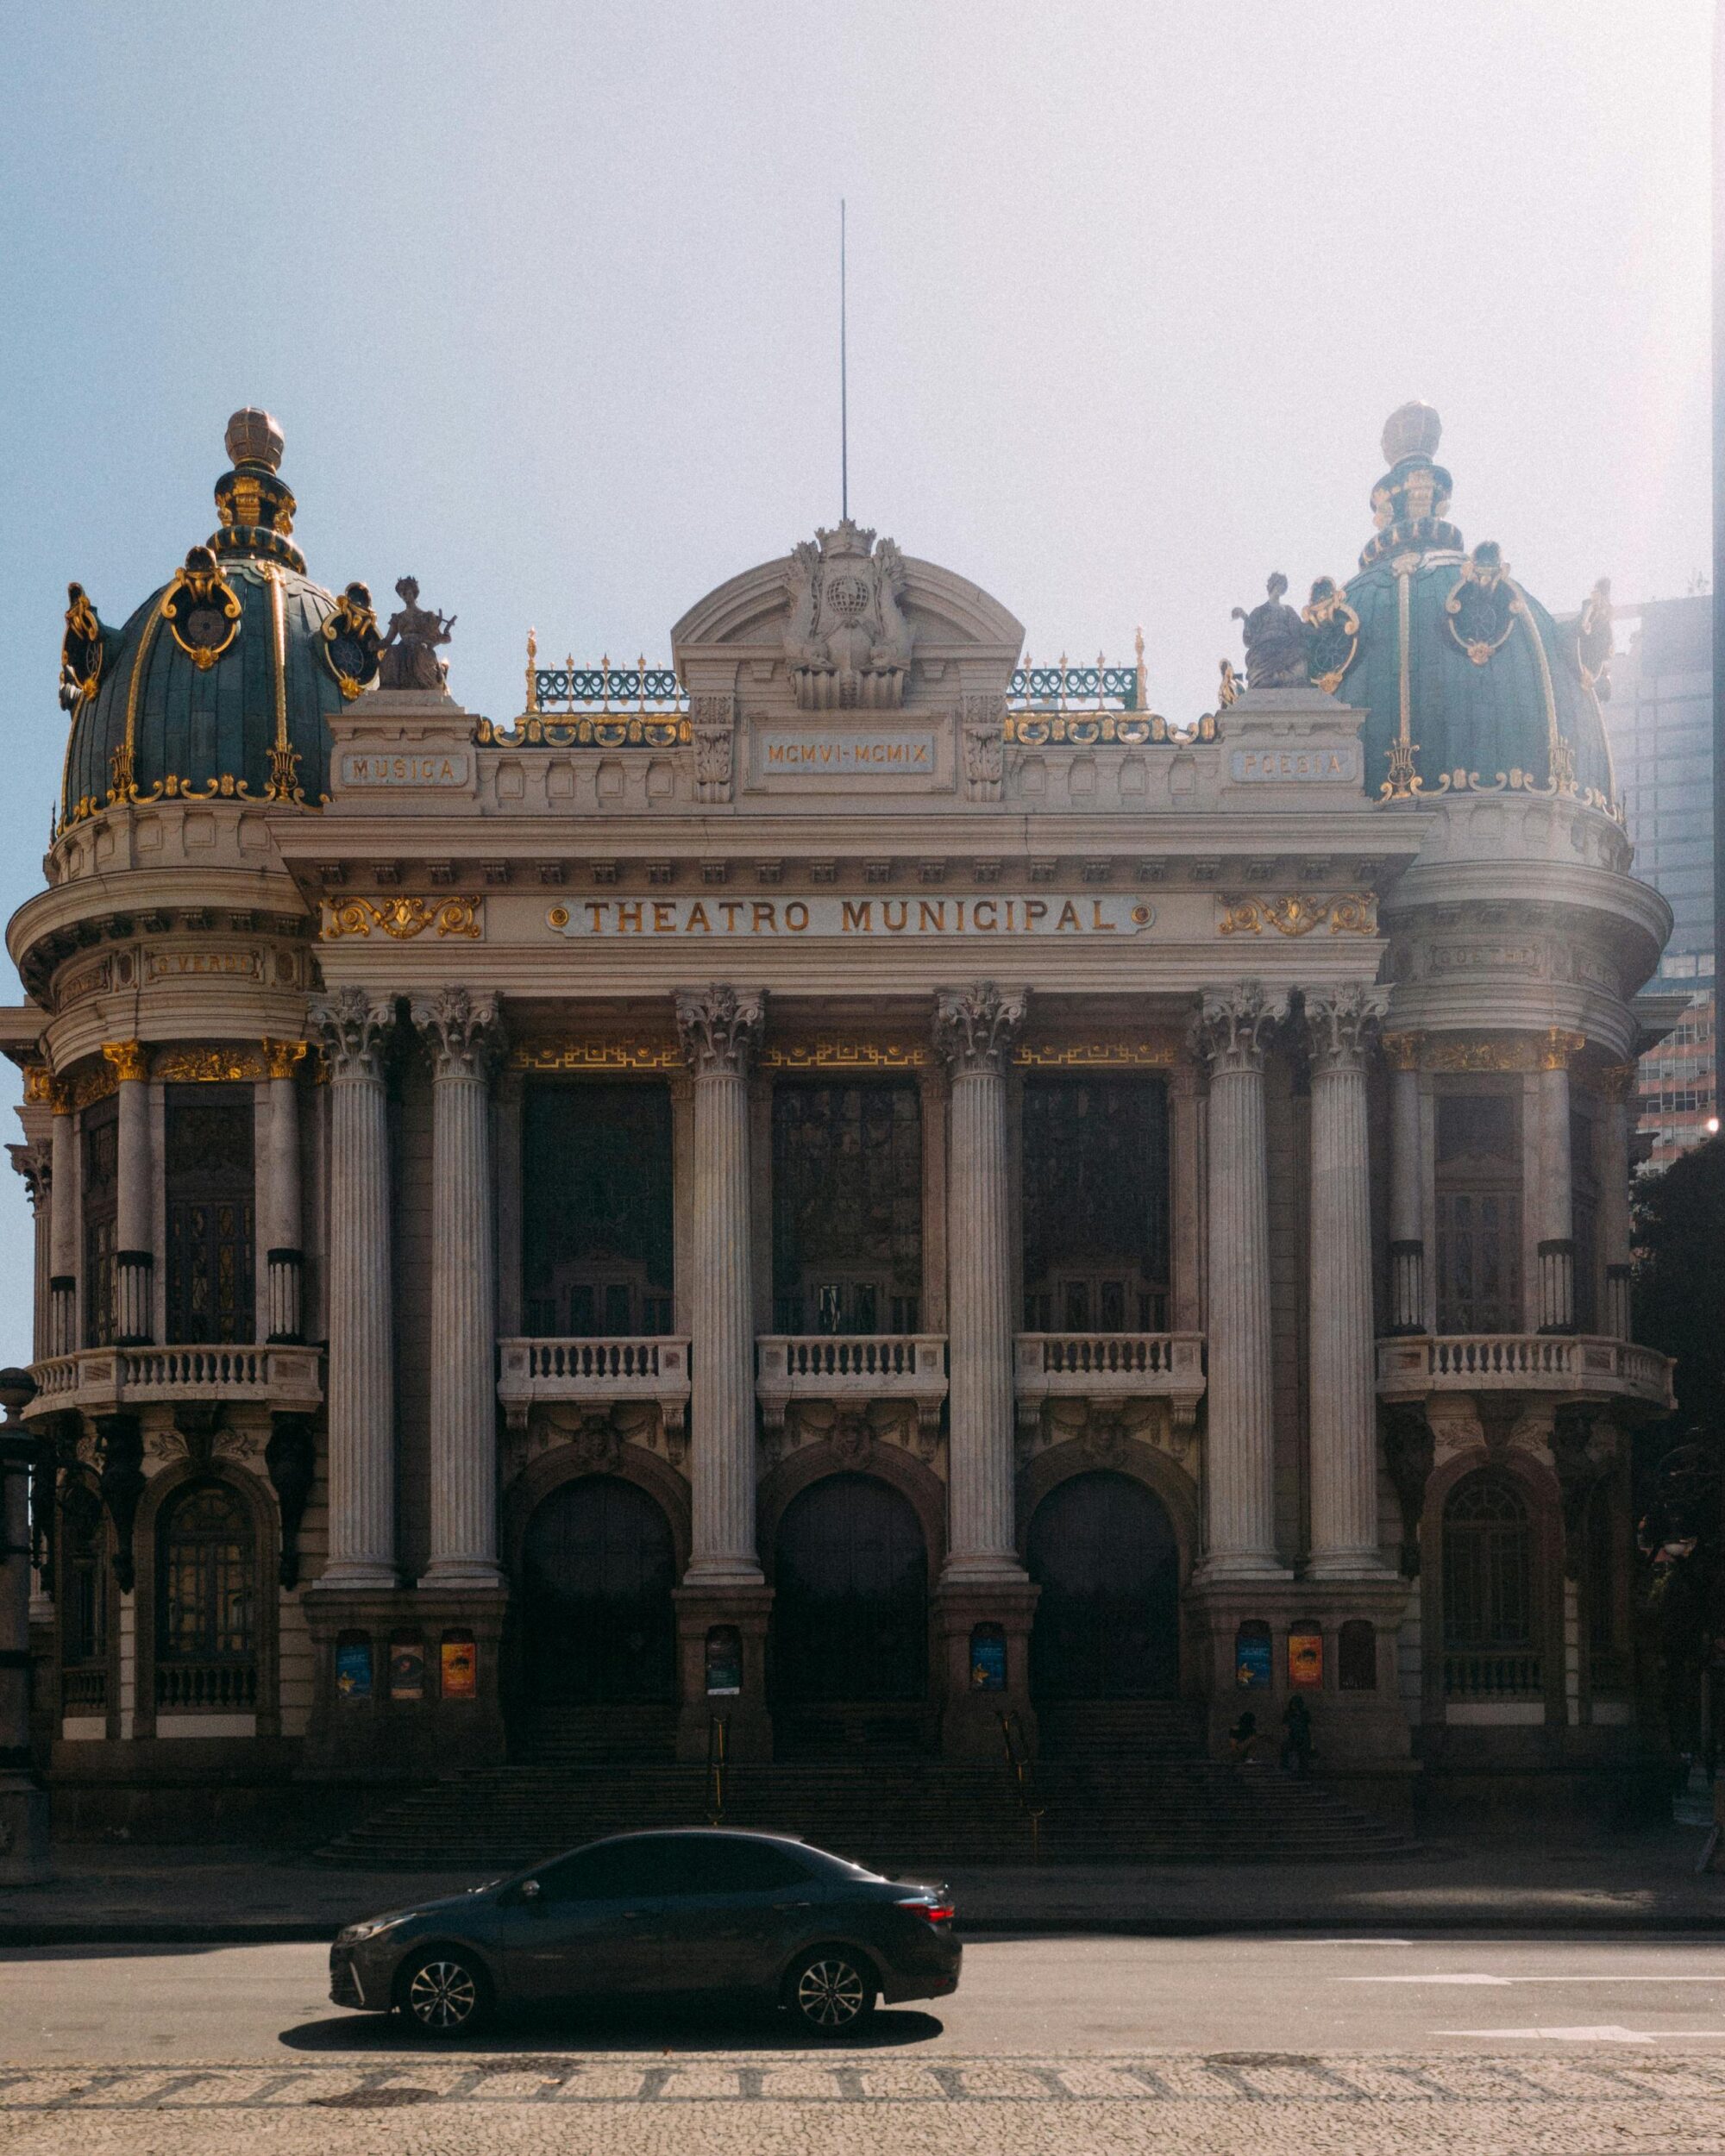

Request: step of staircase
left=313, top=1756, right=1418, bottom=1869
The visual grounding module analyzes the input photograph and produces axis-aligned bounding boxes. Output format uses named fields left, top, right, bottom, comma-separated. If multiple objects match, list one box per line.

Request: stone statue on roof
left=1231, top=572, right=1308, bottom=690
left=378, top=576, right=455, bottom=692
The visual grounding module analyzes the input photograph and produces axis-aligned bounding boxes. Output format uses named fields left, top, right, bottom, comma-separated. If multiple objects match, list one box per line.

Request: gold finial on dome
left=1381, top=401, right=1442, bottom=467
left=224, top=407, right=285, bottom=473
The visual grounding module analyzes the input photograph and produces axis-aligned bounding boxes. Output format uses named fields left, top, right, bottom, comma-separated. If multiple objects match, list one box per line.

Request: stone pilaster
left=309, top=990, right=398, bottom=1590
left=411, top=987, right=507, bottom=1590
left=1170, top=1055, right=1205, bottom=1332
left=674, top=985, right=766, bottom=1586
left=1599, top=1062, right=1636, bottom=1340
left=47, top=1089, right=77, bottom=1357
left=1191, top=983, right=1288, bottom=1579
left=261, top=1038, right=307, bottom=1344
left=7, top=1143, right=52, bottom=1363
left=933, top=982, right=1027, bottom=1582
left=102, top=1042, right=152, bottom=1346
left=1383, top=1030, right=1426, bottom=1334
left=1535, top=1030, right=1581, bottom=1334
left=1303, top=985, right=1394, bottom=1580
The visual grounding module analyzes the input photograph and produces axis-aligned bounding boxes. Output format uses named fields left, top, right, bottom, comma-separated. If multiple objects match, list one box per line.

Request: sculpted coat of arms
left=782, top=519, right=915, bottom=711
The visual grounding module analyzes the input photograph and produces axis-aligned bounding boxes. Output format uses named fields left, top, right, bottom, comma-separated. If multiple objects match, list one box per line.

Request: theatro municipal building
left=2, top=403, right=1680, bottom=1843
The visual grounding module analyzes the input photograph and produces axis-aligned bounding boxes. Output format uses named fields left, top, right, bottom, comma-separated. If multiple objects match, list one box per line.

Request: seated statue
left=378, top=577, right=455, bottom=692
left=1231, top=572, right=1308, bottom=690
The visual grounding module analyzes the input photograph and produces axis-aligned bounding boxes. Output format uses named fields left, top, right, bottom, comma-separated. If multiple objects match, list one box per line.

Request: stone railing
left=756, top=1335, right=948, bottom=1442
left=25, top=1344, right=323, bottom=1418
left=1443, top=1651, right=1544, bottom=1702
left=156, top=1660, right=259, bottom=1712
left=1013, top=1332, right=1208, bottom=1433
left=496, top=1336, right=690, bottom=1432
left=1376, top=1335, right=1674, bottom=1411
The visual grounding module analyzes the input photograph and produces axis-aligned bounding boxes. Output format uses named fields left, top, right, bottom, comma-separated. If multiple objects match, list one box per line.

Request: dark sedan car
left=329, top=1827, right=960, bottom=2037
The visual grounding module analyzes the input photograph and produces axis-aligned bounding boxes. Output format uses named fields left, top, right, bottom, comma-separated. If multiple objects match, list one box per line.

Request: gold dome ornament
left=224, top=407, right=285, bottom=471
left=160, top=545, right=242, bottom=669
left=321, top=582, right=385, bottom=699
left=59, top=582, right=105, bottom=708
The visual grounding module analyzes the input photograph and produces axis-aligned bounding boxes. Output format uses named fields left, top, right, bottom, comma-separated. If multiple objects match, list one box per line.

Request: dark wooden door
left=772, top=1474, right=927, bottom=1703
left=523, top=1476, right=676, bottom=1705
left=1027, top=1471, right=1180, bottom=1700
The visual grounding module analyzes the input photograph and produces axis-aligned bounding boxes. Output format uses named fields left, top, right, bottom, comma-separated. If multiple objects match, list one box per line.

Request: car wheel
left=786, top=1948, right=876, bottom=2036
left=398, top=1948, right=492, bottom=2038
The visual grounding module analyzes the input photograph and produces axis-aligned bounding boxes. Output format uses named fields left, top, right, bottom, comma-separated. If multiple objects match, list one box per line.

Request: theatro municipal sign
left=548, top=895, right=1156, bottom=938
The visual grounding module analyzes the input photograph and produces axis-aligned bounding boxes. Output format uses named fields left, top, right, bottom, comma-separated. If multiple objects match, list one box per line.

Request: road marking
left=1349, top=1974, right=1725, bottom=1985
left=1433, top=2027, right=1725, bottom=2044
left=1345, top=1974, right=1512, bottom=1985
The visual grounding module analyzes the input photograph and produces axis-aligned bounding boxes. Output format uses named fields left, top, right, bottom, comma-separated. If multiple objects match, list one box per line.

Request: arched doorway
left=1027, top=1470, right=1180, bottom=1700
left=772, top=1474, right=928, bottom=1712
left=521, top=1476, right=676, bottom=1710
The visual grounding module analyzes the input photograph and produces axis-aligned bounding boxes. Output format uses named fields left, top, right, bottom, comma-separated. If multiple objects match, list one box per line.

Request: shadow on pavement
left=281, top=2002, right=944, bottom=2053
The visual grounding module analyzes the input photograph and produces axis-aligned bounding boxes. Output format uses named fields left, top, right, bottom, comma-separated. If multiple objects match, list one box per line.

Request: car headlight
left=336, top=1913, right=416, bottom=1946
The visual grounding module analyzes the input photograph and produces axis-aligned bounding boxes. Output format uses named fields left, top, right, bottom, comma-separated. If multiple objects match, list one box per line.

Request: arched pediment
left=673, top=540, right=1024, bottom=661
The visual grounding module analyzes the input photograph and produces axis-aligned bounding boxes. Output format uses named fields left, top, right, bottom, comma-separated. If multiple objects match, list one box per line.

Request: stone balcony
left=496, top=1337, right=691, bottom=1433
left=1013, top=1332, right=1208, bottom=1434
left=1376, top=1334, right=1675, bottom=1413
left=756, top=1335, right=948, bottom=1442
left=25, top=1344, right=324, bottom=1420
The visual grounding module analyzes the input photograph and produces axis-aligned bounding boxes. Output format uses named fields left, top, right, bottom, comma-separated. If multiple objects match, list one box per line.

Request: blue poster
left=1235, top=1627, right=1272, bottom=1689
left=336, top=1639, right=373, bottom=1700
left=969, top=1626, right=1007, bottom=1692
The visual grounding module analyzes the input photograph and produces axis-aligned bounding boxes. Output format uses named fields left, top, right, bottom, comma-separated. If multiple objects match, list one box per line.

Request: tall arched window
left=1441, top=1474, right=1539, bottom=1701
left=59, top=1476, right=109, bottom=1714
left=155, top=1482, right=258, bottom=1712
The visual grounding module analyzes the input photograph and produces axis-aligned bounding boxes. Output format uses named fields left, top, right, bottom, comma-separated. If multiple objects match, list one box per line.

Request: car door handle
left=772, top=1901, right=812, bottom=1911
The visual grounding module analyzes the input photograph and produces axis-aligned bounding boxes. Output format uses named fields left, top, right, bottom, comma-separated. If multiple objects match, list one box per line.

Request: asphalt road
left=1, top=1933, right=1723, bottom=2152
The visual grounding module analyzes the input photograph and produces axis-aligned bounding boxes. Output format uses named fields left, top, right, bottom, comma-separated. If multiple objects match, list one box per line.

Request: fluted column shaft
left=414, top=990, right=505, bottom=1588
left=1535, top=1037, right=1577, bottom=1333
left=1385, top=1034, right=1426, bottom=1333
left=312, top=993, right=397, bottom=1589
left=935, top=985, right=1026, bottom=1580
left=676, top=987, right=765, bottom=1585
left=1601, top=1067, right=1635, bottom=1339
left=9, top=1141, right=53, bottom=1362
left=1305, top=987, right=1391, bottom=1579
left=48, top=1099, right=77, bottom=1356
left=1195, top=986, right=1283, bottom=1577
left=262, top=1041, right=306, bottom=1344
left=104, top=1044, right=153, bottom=1346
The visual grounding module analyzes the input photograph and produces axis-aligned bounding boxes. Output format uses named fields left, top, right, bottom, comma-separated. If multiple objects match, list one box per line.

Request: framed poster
left=440, top=1633, right=478, bottom=1700
left=335, top=1637, right=372, bottom=1701
left=389, top=1638, right=426, bottom=1702
left=1289, top=1628, right=1324, bottom=1689
left=705, top=1624, right=742, bottom=1696
left=969, top=1623, right=1007, bottom=1692
left=1234, top=1621, right=1272, bottom=1689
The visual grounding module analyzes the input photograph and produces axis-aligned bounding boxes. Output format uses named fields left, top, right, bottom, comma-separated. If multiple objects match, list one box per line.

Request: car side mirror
left=508, top=1878, right=542, bottom=1907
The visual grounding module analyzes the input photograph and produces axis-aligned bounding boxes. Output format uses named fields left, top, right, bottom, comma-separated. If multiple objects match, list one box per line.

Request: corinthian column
left=1304, top=985, right=1393, bottom=1579
left=1383, top=1029, right=1426, bottom=1333
left=102, top=1042, right=153, bottom=1346
left=933, top=982, right=1027, bottom=1581
left=48, top=1086, right=77, bottom=1357
left=309, top=990, right=397, bottom=1589
left=1193, top=983, right=1287, bottom=1579
left=411, top=987, right=507, bottom=1589
left=674, top=985, right=765, bottom=1584
left=261, top=1039, right=307, bottom=1343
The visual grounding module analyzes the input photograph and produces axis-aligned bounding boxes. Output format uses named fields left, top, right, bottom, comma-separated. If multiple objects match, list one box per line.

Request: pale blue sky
left=0, top=1, right=1710, bottom=1357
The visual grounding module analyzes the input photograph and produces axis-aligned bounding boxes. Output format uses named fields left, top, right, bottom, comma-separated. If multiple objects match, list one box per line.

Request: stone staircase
left=315, top=1706, right=1418, bottom=1869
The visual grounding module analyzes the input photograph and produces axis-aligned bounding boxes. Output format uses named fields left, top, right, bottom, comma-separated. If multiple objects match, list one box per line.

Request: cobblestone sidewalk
left=2, top=2053, right=1723, bottom=2154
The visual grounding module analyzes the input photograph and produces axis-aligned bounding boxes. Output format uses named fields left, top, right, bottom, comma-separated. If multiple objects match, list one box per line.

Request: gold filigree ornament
left=319, top=582, right=384, bottom=700
left=260, top=1037, right=308, bottom=1081
left=320, top=894, right=483, bottom=942
left=1443, top=543, right=1518, bottom=666
left=1301, top=576, right=1361, bottom=694
left=60, top=583, right=104, bottom=706
left=1220, top=893, right=1378, bottom=937
left=154, top=1045, right=267, bottom=1083
left=100, top=1039, right=149, bottom=1084
left=160, top=546, right=242, bottom=670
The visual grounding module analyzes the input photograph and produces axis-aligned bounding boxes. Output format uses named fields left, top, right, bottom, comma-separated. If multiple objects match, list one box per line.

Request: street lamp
left=0, top=1363, right=48, bottom=1884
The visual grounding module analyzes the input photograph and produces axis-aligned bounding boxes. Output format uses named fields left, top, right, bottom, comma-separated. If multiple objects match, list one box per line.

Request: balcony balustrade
left=26, top=1344, right=323, bottom=1420
left=1013, top=1332, right=1208, bottom=1434
left=756, top=1335, right=948, bottom=1441
left=155, top=1661, right=258, bottom=1712
left=1376, top=1334, right=1674, bottom=1412
left=1443, top=1651, right=1544, bottom=1702
left=497, top=1336, right=690, bottom=1432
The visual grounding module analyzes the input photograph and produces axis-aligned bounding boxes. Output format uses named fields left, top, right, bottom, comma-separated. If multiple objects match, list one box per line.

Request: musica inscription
left=338, top=750, right=471, bottom=788
left=548, top=895, right=1155, bottom=939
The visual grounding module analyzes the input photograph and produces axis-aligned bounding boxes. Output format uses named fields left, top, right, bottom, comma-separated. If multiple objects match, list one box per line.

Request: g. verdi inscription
left=757, top=727, right=938, bottom=774
left=548, top=894, right=1155, bottom=938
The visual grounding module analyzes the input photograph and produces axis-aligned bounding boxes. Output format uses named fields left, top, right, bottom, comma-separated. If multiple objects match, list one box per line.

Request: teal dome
left=57, top=412, right=372, bottom=830
left=1316, top=405, right=1617, bottom=812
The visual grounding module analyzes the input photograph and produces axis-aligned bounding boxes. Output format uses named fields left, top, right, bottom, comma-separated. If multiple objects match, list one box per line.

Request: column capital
left=101, top=1038, right=148, bottom=1084
left=1380, top=1027, right=1422, bottom=1072
left=1190, top=981, right=1286, bottom=1077
left=260, top=1037, right=309, bottom=1081
left=1540, top=1026, right=1588, bottom=1071
left=309, top=988, right=396, bottom=1082
left=932, top=982, right=1027, bottom=1077
left=1302, top=982, right=1389, bottom=1073
left=411, top=986, right=507, bottom=1080
left=674, top=984, right=764, bottom=1077
left=7, top=1141, right=49, bottom=1212
left=1597, top=1060, right=1640, bottom=1104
